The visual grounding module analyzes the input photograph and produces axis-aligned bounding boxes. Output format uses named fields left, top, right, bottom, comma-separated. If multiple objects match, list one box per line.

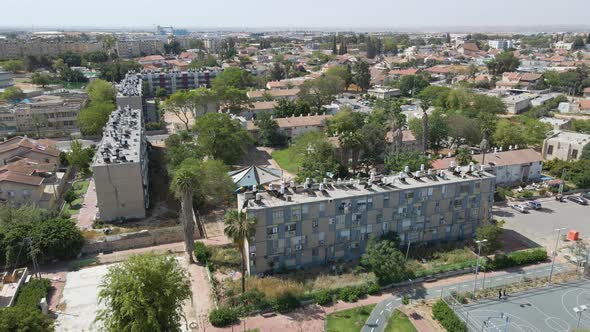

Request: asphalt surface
left=463, top=279, right=590, bottom=332
left=361, top=263, right=570, bottom=332
left=496, top=196, right=590, bottom=248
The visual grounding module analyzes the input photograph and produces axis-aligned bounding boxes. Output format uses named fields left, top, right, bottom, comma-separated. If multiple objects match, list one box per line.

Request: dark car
left=582, top=192, right=590, bottom=200
left=567, top=195, right=588, bottom=205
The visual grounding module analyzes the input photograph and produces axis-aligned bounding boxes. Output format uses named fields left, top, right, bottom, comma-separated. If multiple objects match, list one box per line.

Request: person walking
left=498, top=289, right=502, bottom=299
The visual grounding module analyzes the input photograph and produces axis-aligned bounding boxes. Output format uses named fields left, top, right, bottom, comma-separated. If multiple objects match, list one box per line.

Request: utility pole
left=473, top=239, right=487, bottom=299
left=549, top=228, right=567, bottom=283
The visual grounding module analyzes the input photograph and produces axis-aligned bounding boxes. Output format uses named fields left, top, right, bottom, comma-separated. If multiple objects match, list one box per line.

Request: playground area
left=456, top=279, right=590, bottom=332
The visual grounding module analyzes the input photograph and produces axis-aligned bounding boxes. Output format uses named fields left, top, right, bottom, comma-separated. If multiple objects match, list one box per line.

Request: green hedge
left=194, top=241, right=211, bottom=264
left=271, top=292, right=300, bottom=313
left=209, top=307, right=239, bottom=327
left=485, top=248, right=547, bottom=270
left=15, top=279, right=51, bottom=308
left=432, top=299, right=467, bottom=332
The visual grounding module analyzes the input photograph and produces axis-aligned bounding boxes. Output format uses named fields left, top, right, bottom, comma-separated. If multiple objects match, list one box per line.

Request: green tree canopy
left=255, top=112, right=287, bottom=147
left=326, top=65, right=353, bottom=90
left=361, top=239, right=407, bottom=284
left=385, top=150, right=431, bottom=173
left=298, top=75, right=345, bottom=111
left=487, top=51, right=520, bottom=75
left=77, top=101, right=116, bottom=136
left=193, top=113, right=253, bottom=165
left=96, top=253, right=192, bottom=332
left=397, top=75, right=430, bottom=97
left=0, top=87, right=25, bottom=101
left=85, top=79, right=116, bottom=104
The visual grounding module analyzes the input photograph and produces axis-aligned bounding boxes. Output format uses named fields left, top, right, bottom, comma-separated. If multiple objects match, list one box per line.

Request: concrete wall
left=93, top=162, right=146, bottom=221
left=81, top=225, right=199, bottom=254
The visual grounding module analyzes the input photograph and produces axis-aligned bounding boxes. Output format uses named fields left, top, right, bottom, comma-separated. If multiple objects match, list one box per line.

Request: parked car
left=526, top=201, right=542, bottom=210
left=567, top=195, right=588, bottom=205
left=582, top=192, right=590, bottom=200
left=511, top=204, right=529, bottom=213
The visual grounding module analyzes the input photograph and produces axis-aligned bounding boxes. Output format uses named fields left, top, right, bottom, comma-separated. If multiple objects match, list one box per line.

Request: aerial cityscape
left=1, top=1, right=590, bottom=331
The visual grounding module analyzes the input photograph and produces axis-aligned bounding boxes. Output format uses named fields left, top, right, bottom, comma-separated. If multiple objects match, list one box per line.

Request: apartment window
left=398, top=207, right=407, bottom=215
left=383, top=193, right=390, bottom=201
left=285, top=224, right=297, bottom=232
left=302, top=205, right=309, bottom=216
left=272, top=209, right=284, bottom=222
left=572, top=149, right=579, bottom=159
left=547, top=145, right=554, bottom=155
left=266, top=226, right=278, bottom=235
left=475, top=183, right=481, bottom=190
left=335, top=215, right=346, bottom=225
left=353, top=213, right=362, bottom=223
left=460, top=184, right=470, bottom=194
left=405, top=192, right=414, bottom=201
left=319, top=202, right=326, bottom=214
left=312, top=248, right=319, bottom=256
left=367, top=197, right=373, bottom=208
left=292, top=208, right=301, bottom=221
left=427, top=188, right=434, bottom=196
left=381, top=222, right=389, bottom=231
left=454, top=198, right=463, bottom=208
left=441, top=185, right=447, bottom=194
left=312, top=218, right=319, bottom=228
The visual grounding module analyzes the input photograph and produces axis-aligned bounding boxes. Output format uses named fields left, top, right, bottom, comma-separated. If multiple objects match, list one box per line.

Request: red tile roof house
left=584, top=88, right=590, bottom=98
left=0, top=136, right=60, bottom=166
left=495, top=72, right=544, bottom=90
left=580, top=100, right=590, bottom=113
left=431, top=148, right=543, bottom=185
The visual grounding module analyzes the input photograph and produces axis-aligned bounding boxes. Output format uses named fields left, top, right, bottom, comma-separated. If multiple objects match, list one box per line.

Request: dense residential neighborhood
left=2, top=5, right=590, bottom=332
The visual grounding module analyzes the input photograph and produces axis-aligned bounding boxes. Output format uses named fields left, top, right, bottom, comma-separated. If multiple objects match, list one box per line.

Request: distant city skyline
left=2, top=0, right=590, bottom=31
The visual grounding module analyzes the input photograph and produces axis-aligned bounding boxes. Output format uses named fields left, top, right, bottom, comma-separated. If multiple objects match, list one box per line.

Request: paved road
left=361, top=263, right=571, bottom=332
left=496, top=196, right=590, bottom=248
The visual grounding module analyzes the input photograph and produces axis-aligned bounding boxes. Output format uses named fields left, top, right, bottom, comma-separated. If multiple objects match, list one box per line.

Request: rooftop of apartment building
left=246, top=113, right=331, bottom=131
left=0, top=92, right=87, bottom=111
left=117, top=74, right=143, bottom=97
left=545, top=130, right=590, bottom=144
left=93, top=106, right=143, bottom=167
left=240, top=167, right=494, bottom=210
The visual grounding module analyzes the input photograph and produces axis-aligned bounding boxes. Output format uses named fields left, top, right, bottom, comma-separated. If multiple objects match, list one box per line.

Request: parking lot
left=459, top=279, right=590, bottom=332
left=495, top=195, right=590, bottom=248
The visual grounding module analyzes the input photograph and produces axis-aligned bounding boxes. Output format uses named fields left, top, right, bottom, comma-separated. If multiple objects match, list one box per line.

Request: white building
left=553, top=41, right=573, bottom=50
left=488, top=40, right=512, bottom=50
left=367, top=87, right=401, bottom=99
left=543, top=131, right=590, bottom=161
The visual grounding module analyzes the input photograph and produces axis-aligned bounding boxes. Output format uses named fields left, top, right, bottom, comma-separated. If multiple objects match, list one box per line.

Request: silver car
left=511, top=204, right=529, bottom=213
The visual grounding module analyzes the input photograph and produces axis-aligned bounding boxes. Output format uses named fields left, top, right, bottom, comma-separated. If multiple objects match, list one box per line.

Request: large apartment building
left=0, top=40, right=103, bottom=60
left=0, top=92, right=87, bottom=136
left=239, top=167, right=495, bottom=275
left=92, top=106, right=149, bottom=221
left=141, top=70, right=219, bottom=95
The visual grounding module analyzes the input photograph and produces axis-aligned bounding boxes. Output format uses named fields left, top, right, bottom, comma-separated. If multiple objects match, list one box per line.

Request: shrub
left=521, top=190, right=534, bottom=198
left=209, top=307, right=239, bottom=327
left=313, top=289, right=334, bottom=305
left=235, top=289, right=268, bottom=315
left=367, top=281, right=381, bottom=295
left=63, top=190, right=78, bottom=204
left=194, top=241, right=211, bottom=264
left=494, top=189, right=506, bottom=202
left=485, top=248, right=547, bottom=270
left=432, top=299, right=467, bottom=332
left=15, top=279, right=51, bottom=308
left=271, top=292, right=300, bottom=313
left=402, top=295, right=410, bottom=305
left=338, top=286, right=365, bottom=303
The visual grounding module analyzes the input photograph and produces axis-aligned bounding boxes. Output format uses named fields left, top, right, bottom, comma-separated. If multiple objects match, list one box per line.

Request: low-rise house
left=496, top=72, right=544, bottom=90
left=246, top=113, right=331, bottom=142
left=579, top=100, right=590, bottom=113
left=241, top=101, right=277, bottom=120
left=584, top=88, right=590, bottom=98
left=539, top=117, right=571, bottom=130
left=431, top=148, right=543, bottom=185
left=543, top=131, right=590, bottom=161
left=502, top=94, right=535, bottom=114
left=265, top=78, right=308, bottom=90
left=137, top=55, right=166, bottom=67
left=0, top=136, right=60, bottom=166
left=247, top=89, right=300, bottom=101
left=0, top=158, right=66, bottom=208
left=367, top=87, right=401, bottom=99
left=0, top=70, right=13, bottom=88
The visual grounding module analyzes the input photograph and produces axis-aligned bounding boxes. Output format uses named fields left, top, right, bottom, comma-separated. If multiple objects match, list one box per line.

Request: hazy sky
left=3, top=0, right=589, bottom=29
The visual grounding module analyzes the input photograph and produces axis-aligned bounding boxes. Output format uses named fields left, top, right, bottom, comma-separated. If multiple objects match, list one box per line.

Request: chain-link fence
left=440, top=267, right=581, bottom=332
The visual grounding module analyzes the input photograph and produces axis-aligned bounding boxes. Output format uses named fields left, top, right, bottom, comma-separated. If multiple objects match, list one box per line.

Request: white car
left=511, top=204, right=529, bottom=213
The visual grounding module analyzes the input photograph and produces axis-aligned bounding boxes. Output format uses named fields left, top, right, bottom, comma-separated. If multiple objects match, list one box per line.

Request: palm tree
left=171, top=167, right=201, bottom=263
left=223, top=209, right=256, bottom=293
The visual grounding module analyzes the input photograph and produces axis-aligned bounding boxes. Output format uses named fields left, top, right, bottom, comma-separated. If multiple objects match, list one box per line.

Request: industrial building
left=238, top=166, right=495, bottom=275
left=92, top=106, right=149, bottom=221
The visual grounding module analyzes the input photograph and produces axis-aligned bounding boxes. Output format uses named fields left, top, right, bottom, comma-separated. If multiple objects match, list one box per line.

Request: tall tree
left=223, top=210, right=256, bottom=293
left=298, top=75, right=345, bottom=111
left=255, top=112, right=286, bottom=147
left=353, top=61, right=371, bottom=92
left=171, top=166, right=200, bottom=263
left=361, top=239, right=407, bottom=284
left=193, top=112, right=253, bottom=164
left=96, top=253, right=191, bottom=332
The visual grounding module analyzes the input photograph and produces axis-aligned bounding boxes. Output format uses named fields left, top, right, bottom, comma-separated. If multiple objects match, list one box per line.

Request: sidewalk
left=76, top=178, right=97, bottom=230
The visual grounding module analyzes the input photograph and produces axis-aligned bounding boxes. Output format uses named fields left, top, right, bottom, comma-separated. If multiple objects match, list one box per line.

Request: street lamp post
left=574, top=305, right=587, bottom=330
left=473, top=239, right=488, bottom=299
left=549, top=228, right=567, bottom=283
